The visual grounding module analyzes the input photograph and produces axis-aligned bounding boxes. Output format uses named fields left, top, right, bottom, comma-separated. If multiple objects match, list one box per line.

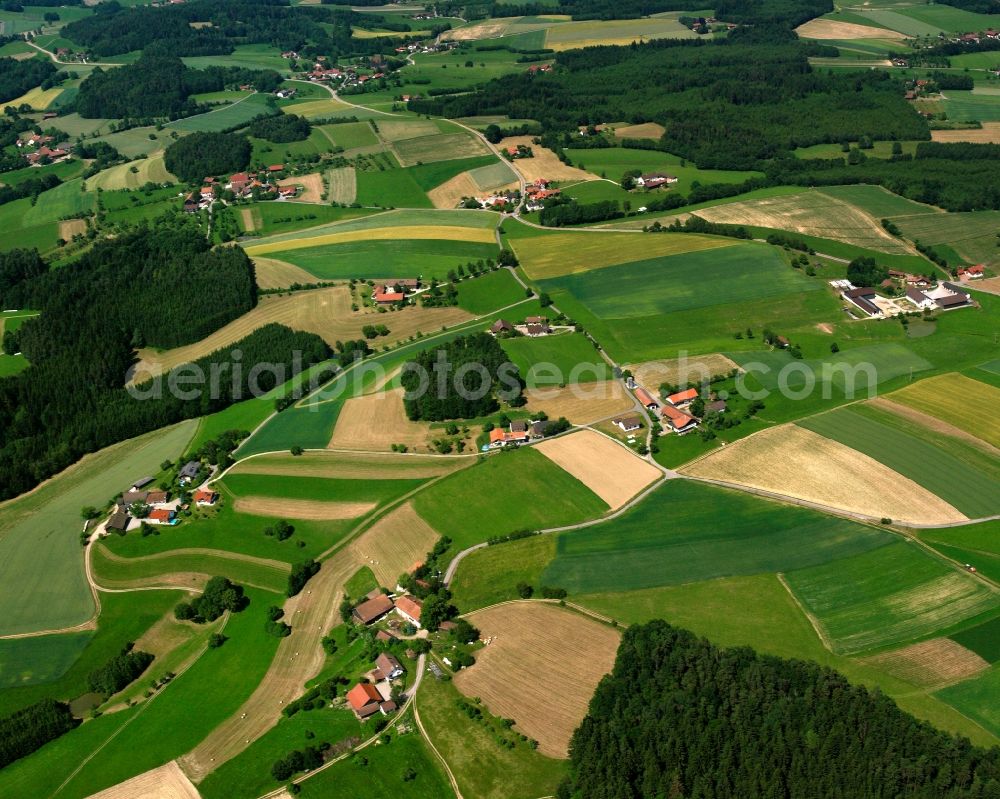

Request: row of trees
left=87, top=644, right=154, bottom=696
left=562, top=621, right=1000, bottom=798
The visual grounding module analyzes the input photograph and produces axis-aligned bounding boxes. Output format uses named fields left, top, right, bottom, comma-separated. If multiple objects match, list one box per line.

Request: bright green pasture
left=818, top=184, right=938, bottom=218
left=273, top=238, right=498, bottom=281
left=356, top=155, right=498, bottom=207
left=784, top=541, right=1000, bottom=655
left=0, top=590, right=182, bottom=717
left=181, top=44, right=290, bottom=72
left=222, top=472, right=425, bottom=504
left=501, top=332, right=610, bottom=387
left=0, top=353, right=29, bottom=376
left=847, top=8, right=946, bottom=36
left=249, top=126, right=336, bottom=165
left=1, top=588, right=282, bottom=799
left=167, top=94, right=277, bottom=133
left=794, top=140, right=919, bottom=160
left=893, top=210, right=1000, bottom=266
left=188, top=395, right=276, bottom=453
left=22, top=178, right=95, bottom=225
left=798, top=404, right=1000, bottom=518
left=199, top=705, right=363, bottom=799
left=452, top=534, right=556, bottom=611
left=0, top=159, right=83, bottom=187
left=455, top=269, right=526, bottom=314
left=298, top=726, right=454, bottom=799
left=896, top=4, right=1000, bottom=34
left=541, top=480, right=891, bottom=594
left=417, top=671, right=566, bottom=799
left=240, top=203, right=377, bottom=237
left=413, top=447, right=609, bottom=552
left=936, top=665, right=1000, bottom=741
left=322, top=120, right=379, bottom=150
left=0, top=420, right=196, bottom=636
left=920, top=520, right=1000, bottom=587
left=941, top=90, right=1000, bottom=122
left=0, top=197, right=58, bottom=253
left=539, top=243, right=820, bottom=319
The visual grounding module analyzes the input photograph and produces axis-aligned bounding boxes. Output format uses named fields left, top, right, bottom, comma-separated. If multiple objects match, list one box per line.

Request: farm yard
left=454, top=602, right=621, bottom=757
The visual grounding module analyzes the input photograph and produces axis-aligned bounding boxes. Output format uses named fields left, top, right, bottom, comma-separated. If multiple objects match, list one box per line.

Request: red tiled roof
left=346, top=682, right=381, bottom=711
left=667, top=388, right=698, bottom=405
left=634, top=388, right=657, bottom=407
left=193, top=489, right=217, bottom=503
left=661, top=405, right=696, bottom=429
left=149, top=508, right=174, bottom=523
left=395, top=595, right=422, bottom=622
left=489, top=428, right=506, bottom=443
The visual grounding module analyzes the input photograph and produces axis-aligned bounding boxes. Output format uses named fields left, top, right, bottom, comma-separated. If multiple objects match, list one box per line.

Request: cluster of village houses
left=184, top=169, right=298, bottom=212
left=628, top=381, right=712, bottom=435
left=14, top=132, right=70, bottom=166
left=99, top=463, right=218, bottom=535
left=835, top=272, right=976, bottom=319
left=345, top=590, right=428, bottom=719
left=372, top=278, right=422, bottom=304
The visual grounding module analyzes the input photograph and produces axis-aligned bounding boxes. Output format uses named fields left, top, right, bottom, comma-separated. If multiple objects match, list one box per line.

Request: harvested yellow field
left=231, top=451, right=466, bottom=480
left=349, top=502, right=440, bottom=586
left=511, top=229, right=735, bottom=279
left=613, top=122, right=665, bottom=140
left=974, top=276, right=1000, bottom=295
left=3, top=85, right=63, bottom=111
left=285, top=98, right=354, bottom=118
left=524, top=381, right=634, bottom=425
left=88, top=762, right=201, bottom=799
left=865, top=638, right=989, bottom=688
left=626, top=354, right=739, bottom=392
left=131, top=287, right=473, bottom=379
left=329, top=387, right=434, bottom=451
left=239, top=208, right=257, bottom=233
left=501, top=135, right=595, bottom=183
left=535, top=429, right=661, bottom=510
left=58, top=219, right=87, bottom=240
left=872, top=397, right=1000, bottom=458
left=233, top=496, right=376, bottom=520
left=454, top=602, right=620, bottom=758
left=442, top=18, right=516, bottom=41
left=427, top=171, right=481, bottom=209
left=682, top=424, right=967, bottom=524
left=251, top=256, right=318, bottom=289
left=89, top=153, right=175, bottom=190
left=326, top=166, right=356, bottom=204
left=931, top=123, right=1000, bottom=144
left=889, top=373, right=1000, bottom=448
left=245, top=224, right=496, bottom=256
left=694, top=191, right=911, bottom=254
left=279, top=172, right=323, bottom=203
left=796, top=18, right=906, bottom=39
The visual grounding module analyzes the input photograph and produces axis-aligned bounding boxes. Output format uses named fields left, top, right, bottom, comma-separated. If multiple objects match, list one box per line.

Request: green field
left=22, top=179, right=95, bottom=225
left=540, top=480, right=893, bottom=595
left=355, top=155, right=499, bottom=208
left=501, top=332, right=611, bottom=386
left=798, top=404, right=1000, bottom=518
left=181, top=44, right=290, bottom=72
left=0, top=587, right=281, bottom=798
left=540, top=244, right=821, bottom=319
left=920, top=520, right=1000, bottom=586
left=451, top=534, right=556, bottom=611
left=455, top=268, right=526, bottom=314
left=0, top=590, right=182, bottom=717
left=0, top=420, right=196, bottom=636
left=951, top=615, right=1000, bottom=663
left=167, top=94, right=278, bottom=133
left=416, top=670, right=566, bottom=799
left=412, top=447, right=609, bottom=552
left=936, top=665, right=1000, bottom=740
left=272, top=238, right=499, bottom=281
left=0, top=197, right=58, bottom=253
left=239, top=203, right=378, bottom=238
left=893, top=210, right=1000, bottom=267
left=941, top=90, right=1000, bottom=123
left=818, top=184, right=939, bottom=219
left=322, top=120, right=379, bottom=150
left=784, top=541, right=1000, bottom=655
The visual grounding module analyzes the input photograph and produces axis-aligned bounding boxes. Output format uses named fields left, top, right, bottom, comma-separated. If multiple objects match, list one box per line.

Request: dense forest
left=0, top=699, right=79, bottom=770
left=0, top=223, right=330, bottom=499
left=87, top=645, right=154, bottom=696
left=75, top=54, right=281, bottom=120
left=414, top=33, right=928, bottom=169
left=0, top=56, right=58, bottom=105
left=401, top=332, right=524, bottom=421
left=247, top=113, right=310, bottom=143
left=562, top=622, right=1000, bottom=799
left=164, top=131, right=253, bottom=182
left=491, top=0, right=830, bottom=24
left=61, top=0, right=419, bottom=60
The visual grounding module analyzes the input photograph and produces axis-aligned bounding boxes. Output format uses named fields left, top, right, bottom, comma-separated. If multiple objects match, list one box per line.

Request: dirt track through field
left=350, top=501, right=440, bottom=586
left=328, top=387, right=434, bottom=451
left=454, top=602, right=620, bottom=758
left=682, top=424, right=967, bottom=525
left=231, top=451, right=466, bottom=480
left=523, top=381, right=634, bottom=425
left=233, top=496, right=376, bottom=520
left=179, top=550, right=360, bottom=782
left=86, top=760, right=201, bottom=799
left=535, top=429, right=660, bottom=510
